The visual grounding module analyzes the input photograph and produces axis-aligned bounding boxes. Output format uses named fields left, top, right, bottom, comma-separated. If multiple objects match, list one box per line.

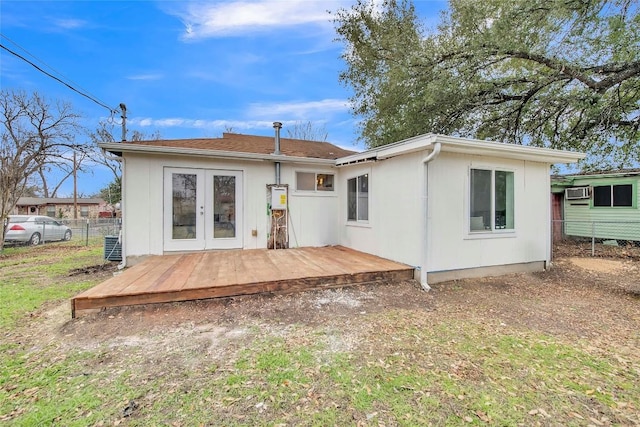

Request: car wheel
left=63, top=230, right=72, bottom=241
left=29, top=232, right=41, bottom=246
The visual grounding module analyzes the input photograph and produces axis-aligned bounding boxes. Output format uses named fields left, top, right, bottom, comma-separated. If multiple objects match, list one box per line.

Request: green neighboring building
left=551, top=169, right=640, bottom=242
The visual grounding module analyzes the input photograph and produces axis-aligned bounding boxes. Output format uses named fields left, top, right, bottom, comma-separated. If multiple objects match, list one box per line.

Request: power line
left=0, top=33, right=94, bottom=101
left=0, top=41, right=117, bottom=114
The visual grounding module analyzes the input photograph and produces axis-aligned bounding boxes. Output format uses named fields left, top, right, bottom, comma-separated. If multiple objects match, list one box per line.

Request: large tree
left=88, top=121, right=160, bottom=205
left=1, top=90, right=81, bottom=249
left=334, top=0, right=640, bottom=169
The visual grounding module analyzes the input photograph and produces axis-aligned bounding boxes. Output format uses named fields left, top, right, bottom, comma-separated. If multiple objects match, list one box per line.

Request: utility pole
left=73, top=151, right=78, bottom=219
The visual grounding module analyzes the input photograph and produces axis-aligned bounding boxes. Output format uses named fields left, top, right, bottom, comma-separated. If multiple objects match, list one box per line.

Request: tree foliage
left=0, top=90, right=81, bottom=249
left=89, top=121, right=160, bottom=204
left=334, top=0, right=640, bottom=168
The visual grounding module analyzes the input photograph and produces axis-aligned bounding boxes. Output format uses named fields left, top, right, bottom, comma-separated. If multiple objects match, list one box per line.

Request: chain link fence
left=63, top=218, right=122, bottom=245
left=552, top=220, right=640, bottom=258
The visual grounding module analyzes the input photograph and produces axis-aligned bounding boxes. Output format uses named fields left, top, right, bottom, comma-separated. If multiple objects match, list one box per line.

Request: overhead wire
left=0, top=33, right=102, bottom=106
left=0, top=34, right=118, bottom=115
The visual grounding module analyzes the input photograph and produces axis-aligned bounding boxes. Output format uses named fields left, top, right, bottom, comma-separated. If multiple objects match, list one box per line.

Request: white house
left=100, top=126, right=584, bottom=289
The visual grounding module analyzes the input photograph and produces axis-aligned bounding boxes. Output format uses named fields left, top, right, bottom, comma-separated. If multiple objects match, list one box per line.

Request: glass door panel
left=205, top=170, right=242, bottom=249
left=213, top=175, right=236, bottom=238
left=172, top=173, right=198, bottom=239
left=164, top=168, right=205, bottom=251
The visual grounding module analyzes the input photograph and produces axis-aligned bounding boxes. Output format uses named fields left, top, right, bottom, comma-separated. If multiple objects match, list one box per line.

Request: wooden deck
left=71, top=246, right=415, bottom=317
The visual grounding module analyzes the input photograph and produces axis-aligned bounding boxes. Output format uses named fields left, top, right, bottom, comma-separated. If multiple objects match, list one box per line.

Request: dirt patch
left=568, top=257, right=627, bottom=273
left=554, top=239, right=640, bottom=260
left=68, top=263, right=119, bottom=276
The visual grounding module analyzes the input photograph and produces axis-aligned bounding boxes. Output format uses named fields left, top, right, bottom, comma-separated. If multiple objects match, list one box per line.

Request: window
left=80, top=206, right=89, bottom=218
left=296, top=172, right=334, bottom=192
left=347, top=174, right=368, bottom=221
left=593, top=184, right=633, bottom=207
left=46, top=206, right=56, bottom=218
left=470, top=169, right=514, bottom=232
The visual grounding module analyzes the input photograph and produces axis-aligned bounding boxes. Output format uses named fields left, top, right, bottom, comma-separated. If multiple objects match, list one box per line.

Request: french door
left=163, top=168, right=243, bottom=251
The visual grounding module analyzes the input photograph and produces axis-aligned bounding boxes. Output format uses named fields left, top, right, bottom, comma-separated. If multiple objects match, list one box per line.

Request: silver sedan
left=4, top=215, right=72, bottom=245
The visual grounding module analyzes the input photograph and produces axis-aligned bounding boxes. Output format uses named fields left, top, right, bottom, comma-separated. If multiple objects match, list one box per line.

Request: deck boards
left=71, top=246, right=415, bottom=317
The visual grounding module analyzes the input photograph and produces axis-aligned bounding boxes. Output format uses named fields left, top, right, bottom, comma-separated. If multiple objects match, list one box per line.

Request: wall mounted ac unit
left=565, top=187, right=590, bottom=200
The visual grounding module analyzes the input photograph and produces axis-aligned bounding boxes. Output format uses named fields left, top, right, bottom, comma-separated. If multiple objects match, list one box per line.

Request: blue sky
left=1, top=0, right=447, bottom=197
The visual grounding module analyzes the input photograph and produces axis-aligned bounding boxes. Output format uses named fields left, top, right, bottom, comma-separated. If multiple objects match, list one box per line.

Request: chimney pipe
left=119, top=103, right=128, bottom=142
left=273, top=121, right=282, bottom=155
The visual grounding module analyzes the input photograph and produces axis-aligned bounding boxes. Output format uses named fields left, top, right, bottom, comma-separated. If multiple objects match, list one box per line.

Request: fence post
left=591, top=221, right=595, bottom=256
left=85, top=219, right=89, bottom=246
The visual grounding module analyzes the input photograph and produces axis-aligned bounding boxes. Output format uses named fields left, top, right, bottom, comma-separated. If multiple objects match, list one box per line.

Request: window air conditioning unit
left=565, top=187, right=590, bottom=200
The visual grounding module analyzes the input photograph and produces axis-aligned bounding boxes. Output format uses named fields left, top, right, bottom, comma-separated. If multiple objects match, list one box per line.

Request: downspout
left=419, top=142, right=442, bottom=291
left=273, top=122, right=282, bottom=184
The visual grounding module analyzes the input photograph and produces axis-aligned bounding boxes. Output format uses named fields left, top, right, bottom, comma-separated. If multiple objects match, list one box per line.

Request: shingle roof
left=130, top=133, right=356, bottom=160
left=552, top=168, right=640, bottom=179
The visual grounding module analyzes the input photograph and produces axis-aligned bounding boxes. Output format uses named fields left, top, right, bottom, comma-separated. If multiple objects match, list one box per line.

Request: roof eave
left=98, top=142, right=338, bottom=166
left=436, top=135, right=586, bottom=164
left=335, top=134, right=585, bottom=165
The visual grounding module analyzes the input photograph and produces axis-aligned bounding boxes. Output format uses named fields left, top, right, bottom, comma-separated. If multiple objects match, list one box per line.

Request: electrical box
left=271, top=186, right=288, bottom=210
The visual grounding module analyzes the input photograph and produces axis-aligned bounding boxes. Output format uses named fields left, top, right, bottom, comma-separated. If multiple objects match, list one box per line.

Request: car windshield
left=9, top=216, right=30, bottom=223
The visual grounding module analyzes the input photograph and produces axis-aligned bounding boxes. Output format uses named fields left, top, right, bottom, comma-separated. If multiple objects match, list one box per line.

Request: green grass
left=0, top=343, right=140, bottom=426
left=1, top=318, right=638, bottom=426
left=0, top=241, right=104, bottom=329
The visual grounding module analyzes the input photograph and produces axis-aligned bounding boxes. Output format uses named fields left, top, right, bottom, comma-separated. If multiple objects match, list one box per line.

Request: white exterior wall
left=426, top=152, right=550, bottom=273
left=337, top=150, right=551, bottom=274
left=338, top=153, right=424, bottom=268
left=282, top=165, right=340, bottom=247
left=121, top=153, right=341, bottom=260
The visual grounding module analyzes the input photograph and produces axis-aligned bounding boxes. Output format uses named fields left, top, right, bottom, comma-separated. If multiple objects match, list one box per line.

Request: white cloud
left=126, top=73, right=163, bottom=81
left=53, top=18, right=87, bottom=30
left=248, top=99, right=350, bottom=119
left=129, top=99, right=350, bottom=131
left=130, top=117, right=275, bottom=130
left=166, top=0, right=349, bottom=40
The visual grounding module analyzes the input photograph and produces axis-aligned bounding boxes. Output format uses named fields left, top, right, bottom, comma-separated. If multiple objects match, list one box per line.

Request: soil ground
left=14, top=244, right=640, bottom=361
left=3, top=243, right=640, bottom=425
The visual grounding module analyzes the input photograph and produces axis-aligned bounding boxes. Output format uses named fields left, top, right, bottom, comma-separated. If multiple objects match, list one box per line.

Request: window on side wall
left=593, top=184, right=633, bottom=207
left=296, top=172, right=334, bottom=192
left=80, top=206, right=89, bottom=218
left=347, top=174, right=368, bottom=222
left=469, top=169, right=514, bottom=232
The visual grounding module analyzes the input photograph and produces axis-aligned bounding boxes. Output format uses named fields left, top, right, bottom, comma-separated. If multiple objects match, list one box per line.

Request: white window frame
left=466, top=166, right=516, bottom=238
left=295, top=171, right=335, bottom=193
left=347, top=173, right=369, bottom=223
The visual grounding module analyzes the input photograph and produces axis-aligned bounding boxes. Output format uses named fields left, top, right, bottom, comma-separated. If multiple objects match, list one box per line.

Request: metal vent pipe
left=273, top=122, right=282, bottom=184
left=273, top=121, right=282, bottom=155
